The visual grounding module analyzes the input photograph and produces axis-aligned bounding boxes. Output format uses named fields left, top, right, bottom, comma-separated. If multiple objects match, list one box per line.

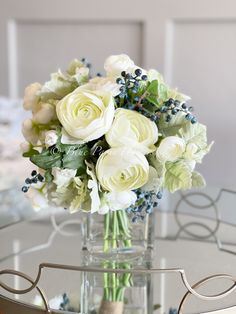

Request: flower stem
left=102, top=210, right=133, bottom=304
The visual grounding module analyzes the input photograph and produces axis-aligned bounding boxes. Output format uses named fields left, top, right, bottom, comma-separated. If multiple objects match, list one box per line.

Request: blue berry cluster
left=59, top=293, right=69, bottom=310
left=115, top=68, right=147, bottom=107
left=169, top=308, right=178, bottom=314
left=157, top=98, right=197, bottom=124
left=21, top=170, right=44, bottom=193
left=126, top=189, right=163, bottom=223
left=81, top=57, right=91, bottom=69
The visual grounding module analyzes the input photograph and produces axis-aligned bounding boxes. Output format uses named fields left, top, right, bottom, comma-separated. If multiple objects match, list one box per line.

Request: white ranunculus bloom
left=106, top=191, right=137, bottom=211
left=22, top=119, right=39, bottom=145
left=23, top=82, right=41, bottom=111
left=20, top=142, right=31, bottom=153
left=44, top=130, right=58, bottom=147
left=96, top=147, right=149, bottom=192
left=83, top=77, right=120, bottom=97
left=33, top=102, right=57, bottom=124
left=97, top=191, right=137, bottom=214
left=104, top=54, right=135, bottom=79
left=156, top=136, right=186, bottom=162
left=106, top=108, right=158, bottom=154
left=51, top=167, right=77, bottom=188
left=56, top=87, right=115, bottom=144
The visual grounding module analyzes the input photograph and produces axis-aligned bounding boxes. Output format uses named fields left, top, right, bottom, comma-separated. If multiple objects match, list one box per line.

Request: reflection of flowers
left=34, top=293, right=79, bottom=312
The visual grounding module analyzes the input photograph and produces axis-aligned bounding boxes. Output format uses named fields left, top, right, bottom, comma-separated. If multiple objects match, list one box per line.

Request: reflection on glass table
left=0, top=187, right=236, bottom=313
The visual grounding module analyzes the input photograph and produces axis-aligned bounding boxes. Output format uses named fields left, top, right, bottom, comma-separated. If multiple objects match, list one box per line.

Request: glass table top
left=0, top=187, right=236, bottom=313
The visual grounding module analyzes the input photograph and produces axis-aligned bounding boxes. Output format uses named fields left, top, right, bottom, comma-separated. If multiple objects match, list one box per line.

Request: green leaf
left=164, top=161, right=192, bottom=193
left=148, top=153, right=166, bottom=178
left=62, top=145, right=90, bottom=174
left=146, top=95, right=159, bottom=106
left=153, top=304, right=161, bottom=311
left=179, top=122, right=207, bottom=149
left=39, top=71, right=77, bottom=101
left=45, top=170, right=53, bottom=183
left=145, top=80, right=160, bottom=106
left=23, top=148, right=39, bottom=158
left=30, top=150, right=62, bottom=170
left=158, top=83, right=168, bottom=100
left=159, top=112, right=188, bottom=137
left=146, top=80, right=158, bottom=95
left=191, top=171, right=206, bottom=188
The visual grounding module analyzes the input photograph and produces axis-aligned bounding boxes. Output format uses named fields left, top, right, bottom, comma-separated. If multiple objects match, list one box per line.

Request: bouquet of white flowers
left=21, top=54, right=212, bottom=218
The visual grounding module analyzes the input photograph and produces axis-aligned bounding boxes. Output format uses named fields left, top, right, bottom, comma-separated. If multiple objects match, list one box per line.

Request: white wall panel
left=16, top=21, right=143, bottom=96
left=165, top=20, right=236, bottom=186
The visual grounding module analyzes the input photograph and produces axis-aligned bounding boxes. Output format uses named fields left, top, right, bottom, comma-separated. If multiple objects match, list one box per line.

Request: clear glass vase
left=81, top=210, right=154, bottom=261
left=80, top=262, right=153, bottom=314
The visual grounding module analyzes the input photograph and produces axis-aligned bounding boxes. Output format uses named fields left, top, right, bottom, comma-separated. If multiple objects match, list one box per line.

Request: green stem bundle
left=102, top=210, right=132, bottom=303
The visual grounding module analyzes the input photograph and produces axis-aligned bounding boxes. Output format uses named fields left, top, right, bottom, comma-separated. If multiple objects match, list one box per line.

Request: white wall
left=0, top=0, right=236, bottom=187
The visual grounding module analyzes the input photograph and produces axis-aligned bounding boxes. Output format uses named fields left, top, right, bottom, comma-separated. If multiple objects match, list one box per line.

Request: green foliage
left=191, top=171, right=206, bottom=188
left=146, top=80, right=159, bottom=106
left=179, top=122, right=207, bottom=149
left=30, top=149, right=62, bottom=169
left=153, top=304, right=161, bottom=311
left=164, top=161, right=192, bottom=193
left=158, top=112, right=188, bottom=137
left=30, top=138, right=90, bottom=174
left=44, top=170, right=53, bottom=183
left=62, top=145, right=90, bottom=174
left=145, top=80, right=168, bottom=107
left=23, top=148, right=39, bottom=158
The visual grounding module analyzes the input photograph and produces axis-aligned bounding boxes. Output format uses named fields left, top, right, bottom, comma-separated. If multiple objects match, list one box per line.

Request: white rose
left=106, top=108, right=158, bottom=154
left=56, top=87, right=115, bottom=144
left=23, top=82, right=41, bottom=111
left=22, top=119, right=39, bottom=145
left=33, top=102, right=57, bottom=124
left=20, top=142, right=31, bottom=153
left=45, top=130, right=58, bottom=147
left=156, top=136, right=186, bottom=162
left=96, top=147, right=149, bottom=192
left=51, top=167, right=77, bottom=188
left=104, top=54, right=135, bottom=79
left=106, top=191, right=137, bottom=211
left=83, top=77, right=120, bottom=97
